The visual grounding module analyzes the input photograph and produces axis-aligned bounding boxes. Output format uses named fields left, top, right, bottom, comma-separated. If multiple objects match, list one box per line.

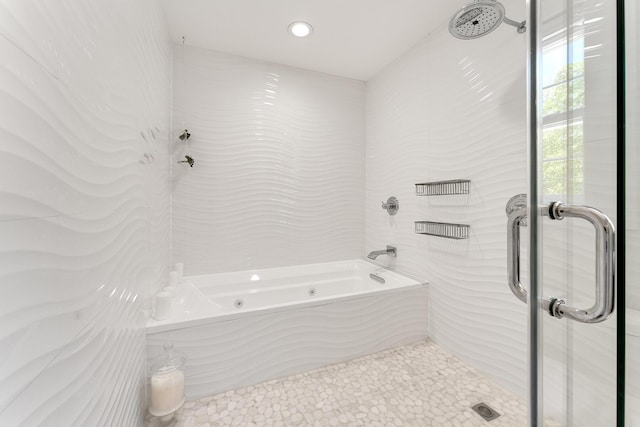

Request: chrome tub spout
left=367, top=246, right=397, bottom=260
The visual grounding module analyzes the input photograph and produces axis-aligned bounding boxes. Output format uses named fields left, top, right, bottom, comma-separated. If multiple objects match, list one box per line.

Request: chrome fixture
left=415, top=221, right=469, bottom=240
left=178, top=155, right=195, bottom=167
left=505, top=193, right=527, bottom=225
left=471, top=402, right=501, bottom=422
left=449, top=0, right=526, bottom=40
left=367, top=246, right=397, bottom=260
left=381, top=196, right=399, bottom=215
left=415, top=179, right=470, bottom=196
left=506, top=195, right=616, bottom=323
left=369, top=273, right=386, bottom=284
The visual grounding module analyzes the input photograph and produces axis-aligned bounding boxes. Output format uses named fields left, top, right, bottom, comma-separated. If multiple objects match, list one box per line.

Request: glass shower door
left=537, top=0, right=619, bottom=425
left=517, top=0, right=623, bottom=425
left=624, top=0, right=639, bottom=425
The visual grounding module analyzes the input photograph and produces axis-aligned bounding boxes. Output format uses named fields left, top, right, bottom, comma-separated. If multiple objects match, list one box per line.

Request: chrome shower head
left=449, top=0, right=526, bottom=40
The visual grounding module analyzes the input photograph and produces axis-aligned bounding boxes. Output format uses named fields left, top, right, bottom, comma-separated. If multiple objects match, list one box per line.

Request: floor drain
left=471, top=402, right=501, bottom=422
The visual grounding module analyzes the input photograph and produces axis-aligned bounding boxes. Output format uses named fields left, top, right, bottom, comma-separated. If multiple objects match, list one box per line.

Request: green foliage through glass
left=542, top=60, right=585, bottom=197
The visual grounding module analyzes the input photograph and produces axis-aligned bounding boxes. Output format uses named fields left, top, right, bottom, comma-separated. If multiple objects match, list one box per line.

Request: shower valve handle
left=381, top=197, right=399, bottom=215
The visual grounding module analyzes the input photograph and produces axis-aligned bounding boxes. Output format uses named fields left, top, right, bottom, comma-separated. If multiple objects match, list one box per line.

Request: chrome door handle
left=544, top=202, right=616, bottom=323
left=506, top=195, right=616, bottom=323
left=507, top=200, right=528, bottom=304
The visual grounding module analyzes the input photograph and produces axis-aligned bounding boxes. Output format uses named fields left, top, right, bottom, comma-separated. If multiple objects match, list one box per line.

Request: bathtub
left=146, top=259, right=429, bottom=399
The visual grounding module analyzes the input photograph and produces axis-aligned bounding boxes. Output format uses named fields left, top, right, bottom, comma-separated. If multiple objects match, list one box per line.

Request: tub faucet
left=367, top=246, right=397, bottom=260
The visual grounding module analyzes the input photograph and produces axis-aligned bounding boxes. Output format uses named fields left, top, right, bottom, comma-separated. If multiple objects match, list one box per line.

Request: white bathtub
left=146, top=259, right=429, bottom=398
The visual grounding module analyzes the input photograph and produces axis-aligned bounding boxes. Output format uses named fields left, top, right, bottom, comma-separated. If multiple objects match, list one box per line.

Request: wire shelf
left=414, top=221, right=469, bottom=240
left=415, top=179, right=470, bottom=196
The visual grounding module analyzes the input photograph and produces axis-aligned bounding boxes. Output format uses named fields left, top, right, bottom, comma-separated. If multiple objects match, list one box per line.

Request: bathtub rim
left=147, top=259, right=428, bottom=334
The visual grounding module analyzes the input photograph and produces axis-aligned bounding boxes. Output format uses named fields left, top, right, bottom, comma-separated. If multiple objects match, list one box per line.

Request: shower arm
left=503, top=16, right=527, bottom=33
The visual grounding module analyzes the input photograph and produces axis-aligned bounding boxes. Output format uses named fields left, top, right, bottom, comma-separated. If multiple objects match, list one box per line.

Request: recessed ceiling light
left=288, top=21, right=313, bottom=38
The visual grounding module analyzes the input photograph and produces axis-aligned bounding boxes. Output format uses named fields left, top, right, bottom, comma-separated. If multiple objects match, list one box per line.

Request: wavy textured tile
left=147, top=287, right=428, bottom=399
left=171, top=46, right=366, bottom=276
left=0, top=1, right=170, bottom=426
left=366, top=23, right=530, bottom=399
left=366, top=2, right=622, bottom=423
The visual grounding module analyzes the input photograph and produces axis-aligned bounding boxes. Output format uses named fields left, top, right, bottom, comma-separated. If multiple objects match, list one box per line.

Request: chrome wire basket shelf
left=415, top=179, right=470, bottom=196
left=415, top=221, right=470, bottom=240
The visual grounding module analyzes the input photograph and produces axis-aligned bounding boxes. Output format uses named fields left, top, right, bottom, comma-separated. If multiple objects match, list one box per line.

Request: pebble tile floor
left=148, top=340, right=561, bottom=426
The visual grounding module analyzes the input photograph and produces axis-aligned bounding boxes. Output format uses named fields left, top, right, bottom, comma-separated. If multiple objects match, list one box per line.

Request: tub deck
left=147, top=259, right=425, bottom=334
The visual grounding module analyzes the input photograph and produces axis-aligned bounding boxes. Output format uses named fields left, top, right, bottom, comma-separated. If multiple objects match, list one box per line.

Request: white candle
left=150, top=369, right=185, bottom=415
left=154, top=292, right=173, bottom=321
left=174, top=263, right=184, bottom=283
left=168, top=271, right=178, bottom=287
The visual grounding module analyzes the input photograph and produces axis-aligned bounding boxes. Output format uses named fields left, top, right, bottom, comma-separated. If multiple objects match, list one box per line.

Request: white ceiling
left=160, top=0, right=464, bottom=81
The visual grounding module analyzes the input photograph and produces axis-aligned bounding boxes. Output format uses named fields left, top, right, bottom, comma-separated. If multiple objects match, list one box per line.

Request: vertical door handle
left=507, top=200, right=528, bottom=304
left=506, top=196, right=616, bottom=323
left=543, top=202, right=616, bottom=323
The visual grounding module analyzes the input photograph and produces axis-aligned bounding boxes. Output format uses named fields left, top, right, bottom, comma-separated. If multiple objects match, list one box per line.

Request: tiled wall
left=366, top=1, right=625, bottom=424
left=2, top=0, right=633, bottom=423
left=171, top=46, right=366, bottom=275
left=0, top=1, right=170, bottom=425
left=365, top=4, right=529, bottom=398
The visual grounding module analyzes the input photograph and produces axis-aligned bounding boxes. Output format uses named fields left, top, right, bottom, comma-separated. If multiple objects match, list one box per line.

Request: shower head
left=449, top=0, right=526, bottom=40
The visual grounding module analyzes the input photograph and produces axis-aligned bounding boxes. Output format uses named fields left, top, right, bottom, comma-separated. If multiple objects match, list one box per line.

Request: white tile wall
left=365, top=8, right=530, bottom=398
left=0, top=1, right=170, bottom=425
left=171, top=46, right=366, bottom=275
left=366, top=1, right=625, bottom=424
left=1, top=0, right=633, bottom=423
